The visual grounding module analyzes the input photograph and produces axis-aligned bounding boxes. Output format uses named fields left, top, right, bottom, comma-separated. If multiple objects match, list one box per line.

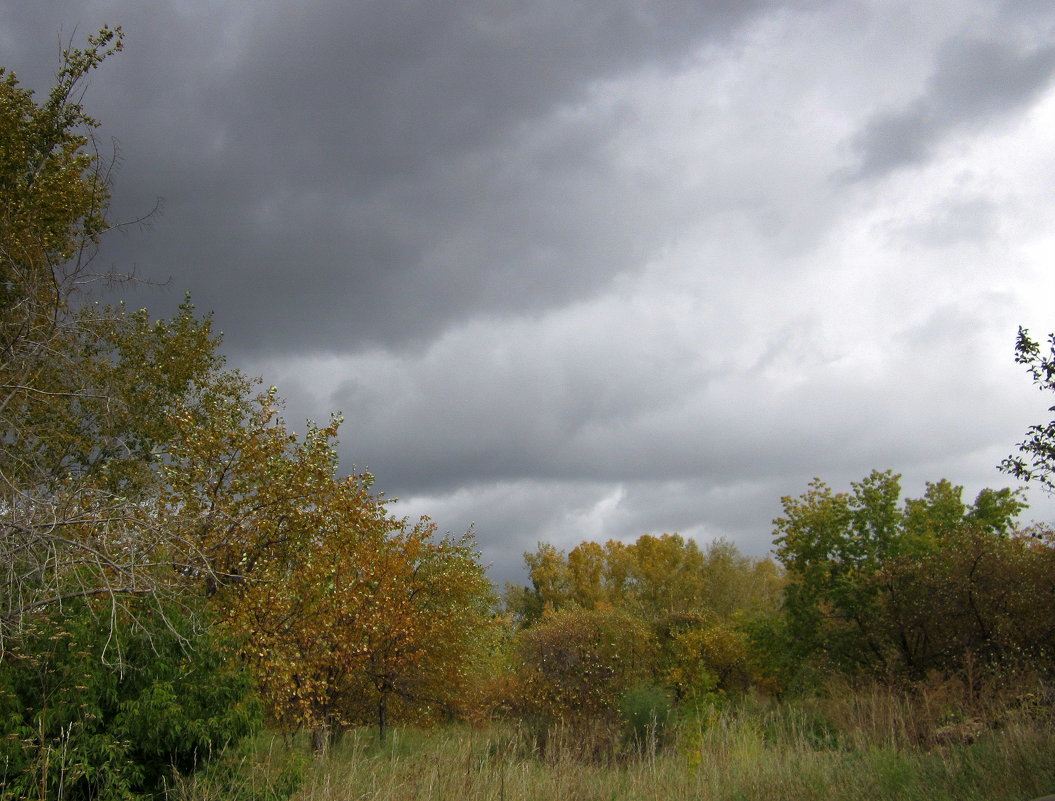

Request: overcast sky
left=5, top=0, right=1055, bottom=583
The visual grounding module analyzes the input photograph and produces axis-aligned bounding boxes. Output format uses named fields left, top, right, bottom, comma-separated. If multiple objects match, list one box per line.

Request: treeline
left=491, top=474, right=1055, bottom=751
left=3, top=29, right=1055, bottom=801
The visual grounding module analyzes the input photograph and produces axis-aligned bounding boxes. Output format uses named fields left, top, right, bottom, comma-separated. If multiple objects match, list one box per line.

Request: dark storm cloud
left=1, top=0, right=793, bottom=355
left=851, top=35, right=1055, bottom=178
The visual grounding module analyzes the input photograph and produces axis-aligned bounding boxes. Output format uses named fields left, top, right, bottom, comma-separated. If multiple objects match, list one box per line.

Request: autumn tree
left=342, top=523, right=495, bottom=743
left=237, top=510, right=493, bottom=749
left=175, top=411, right=389, bottom=747
left=159, top=391, right=495, bottom=749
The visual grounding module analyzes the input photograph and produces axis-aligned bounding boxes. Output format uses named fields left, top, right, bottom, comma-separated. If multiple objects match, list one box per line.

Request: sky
left=5, top=0, right=1055, bottom=584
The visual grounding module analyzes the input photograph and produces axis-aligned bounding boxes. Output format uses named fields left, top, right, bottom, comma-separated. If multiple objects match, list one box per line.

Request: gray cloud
left=6, top=0, right=1055, bottom=583
left=851, top=35, right=1055, bottom=178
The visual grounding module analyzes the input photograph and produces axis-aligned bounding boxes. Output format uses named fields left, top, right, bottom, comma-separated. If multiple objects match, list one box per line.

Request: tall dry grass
left=171, top=677, right=1055, bottom=801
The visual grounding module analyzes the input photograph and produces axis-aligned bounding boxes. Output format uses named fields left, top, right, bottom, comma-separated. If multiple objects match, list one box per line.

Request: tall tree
left=0, top=26, right=123, bottom=379
left=0, top=30, right=496, bottom=766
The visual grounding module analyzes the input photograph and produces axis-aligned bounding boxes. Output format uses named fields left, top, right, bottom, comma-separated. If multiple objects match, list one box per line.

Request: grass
left=171, top=681, right=1055, bottom=801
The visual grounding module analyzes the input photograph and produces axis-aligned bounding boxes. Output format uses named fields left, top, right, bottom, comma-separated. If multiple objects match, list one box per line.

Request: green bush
left=0, top=601, right=261, bottom=800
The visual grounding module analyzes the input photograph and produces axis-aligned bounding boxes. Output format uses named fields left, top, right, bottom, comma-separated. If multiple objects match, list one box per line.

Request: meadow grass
left=173, top=682, right=1055, bottom=801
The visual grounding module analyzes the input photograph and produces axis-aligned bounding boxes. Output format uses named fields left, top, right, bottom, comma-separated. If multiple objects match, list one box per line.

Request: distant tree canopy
left=505, top=533, right=783, bottom=626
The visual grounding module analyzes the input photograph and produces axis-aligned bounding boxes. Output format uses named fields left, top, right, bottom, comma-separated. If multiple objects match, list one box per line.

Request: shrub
left=515, top=606, right=656, bottom=733
left=0, top=601, right=261, bottom=800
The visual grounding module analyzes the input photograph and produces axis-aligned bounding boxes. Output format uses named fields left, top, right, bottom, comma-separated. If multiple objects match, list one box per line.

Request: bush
left=0, top=601, right=261, bottom=800
left=515, top=606, right=656, bottom=730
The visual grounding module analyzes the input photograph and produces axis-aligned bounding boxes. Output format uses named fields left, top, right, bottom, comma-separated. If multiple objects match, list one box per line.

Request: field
left=176, top=681, right=1055, bottom=801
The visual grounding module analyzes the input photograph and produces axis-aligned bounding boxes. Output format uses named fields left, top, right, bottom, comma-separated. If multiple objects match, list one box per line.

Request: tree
left=240, top=511, right=493, bottom=749
left=773, top=470, right=1027, bottom=676
left=1001, top=327, right=1055, bottom=493
left=344, top=523, right=495, bottom=744
left=0, top=300, right=240, bottom=648
left=163, top=394, right=496, bottom=749
left=0, top=28, right=228, bottom=649
left=875, top=526, right=1055, bottom=675
left=0, top=25, right=123, bottom=382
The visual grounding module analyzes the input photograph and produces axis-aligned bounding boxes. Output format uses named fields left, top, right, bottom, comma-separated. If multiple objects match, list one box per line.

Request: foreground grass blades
left=172, top=687, right=1055, bottom=801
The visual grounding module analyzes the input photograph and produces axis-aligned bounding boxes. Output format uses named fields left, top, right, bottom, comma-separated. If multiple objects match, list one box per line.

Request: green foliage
left=0, top=36, right=266, bottom=798
left=773, top=470, right=1036, bottom=677
left=736, top=609, right=806, bottom=695
left=0, top=295, right=247, bottom=648
left=1001, top=326, right=1055, bottom=493
left=0, top=600, right=261, bottom=800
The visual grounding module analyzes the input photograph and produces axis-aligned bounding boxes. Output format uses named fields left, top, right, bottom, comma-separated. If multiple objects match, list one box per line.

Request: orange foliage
left=161, top=389, right=493, bottom=745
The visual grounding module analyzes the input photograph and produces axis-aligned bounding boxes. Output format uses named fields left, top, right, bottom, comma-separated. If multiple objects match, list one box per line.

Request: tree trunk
left=377, top=688, right=389, bottom=744
left=311, top=723, right=330, bottom=756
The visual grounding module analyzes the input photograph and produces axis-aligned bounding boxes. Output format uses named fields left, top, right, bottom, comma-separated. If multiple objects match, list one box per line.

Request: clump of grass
left=620, top=683, right=674, bottom=754
left=166, top=734, right=310, bottom=801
